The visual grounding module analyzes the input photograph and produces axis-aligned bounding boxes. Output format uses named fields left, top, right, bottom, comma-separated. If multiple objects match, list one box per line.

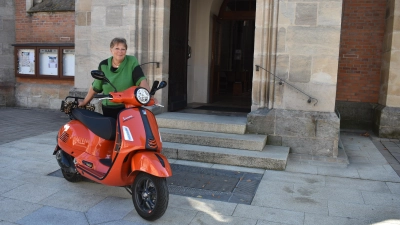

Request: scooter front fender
left=130, top=152, right=172, bottom=178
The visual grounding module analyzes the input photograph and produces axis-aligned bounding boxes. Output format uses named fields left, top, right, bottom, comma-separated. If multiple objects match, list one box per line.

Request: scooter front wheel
left=132, top=172, right=169, bottom=221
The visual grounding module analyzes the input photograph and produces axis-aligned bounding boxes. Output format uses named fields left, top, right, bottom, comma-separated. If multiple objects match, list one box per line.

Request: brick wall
left=14, top=0, right=74, bottom=43
left=13, top=0, right=75, bottom=109
left=336, top=0, right=386, bottom=103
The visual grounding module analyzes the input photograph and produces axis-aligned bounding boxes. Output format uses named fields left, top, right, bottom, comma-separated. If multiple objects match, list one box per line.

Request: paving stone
left=85, top=197, right=133, bottom=224
left=123, top=206, right=198, bottom=225
left=189, top=212, right=257, bottom=225
left=328, top=201, right=400, bottom=221
left=0, top=168, right=25, bottom=180
left=304, top=213, right=370, bottom=225
left=361, top=191, right=400, bottom=208
left=316, top=165, right=360, bottom=178
left=262, top=170, right=326, bottom=186
left=233, top=204, right=304, bottom=225
left=2, top=183, right=60, bottom=203
left=253, top=180, right=295, bottom=196
left=325, top=177, right=391, bottom=193
left=0, top=178, right=25, bottom=194
left=357, top=165, right=400, bottom=182
left=5, top=158, right=60, bottom=175
left=0, top=198, right=42, bottom=223
left=39, top=190, right=106, bottom=212
left=348, top=156, right=370, bottom=164
left=95, top=186, right=131, bottom=199
left=284, top=160, right=318, bottom=175
left=256, top=220, right=293, bottom=225
left=16, top=206, right=88, bottom=225
left=0, top=220, right=18, bottom=225
left=168, top=195, right=237, bottom=216
left=252, top=191, right=328, bottom=215
left=293, top=183, right=364, bottom=204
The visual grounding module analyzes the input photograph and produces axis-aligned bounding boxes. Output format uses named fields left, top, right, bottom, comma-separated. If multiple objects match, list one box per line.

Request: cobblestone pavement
left=0, top=107, right=69, bottom=145
left=1, top=107, right=400, bottom=225
left=371, top=135, right=400, bottom=176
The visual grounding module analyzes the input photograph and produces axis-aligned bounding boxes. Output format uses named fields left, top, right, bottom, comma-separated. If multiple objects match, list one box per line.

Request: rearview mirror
left=158, top=81, right=167, bottom=89
left=90, top=70, right=117, bottom=92
left=149, top=81, right=167, bottom=95
left=91, top=70, right=106, bottom=80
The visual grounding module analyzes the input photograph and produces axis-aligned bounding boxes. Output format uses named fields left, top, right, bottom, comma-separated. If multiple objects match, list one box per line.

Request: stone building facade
left=0, top=1, right=16, bottom=107
left=6, top=0, right=75, bottom=109
left=2, top=0, right=399, bottom=162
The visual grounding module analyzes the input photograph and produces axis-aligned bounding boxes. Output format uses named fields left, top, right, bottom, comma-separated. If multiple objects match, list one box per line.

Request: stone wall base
left=0, top=82, right=15, bottom=107
left=373, top=105, right=400, bottom=138
left=15, top=83, right=73, bottom=109
left=247, top=108, right=340, bottom=159
left=335, top=101, right=377, bottom=130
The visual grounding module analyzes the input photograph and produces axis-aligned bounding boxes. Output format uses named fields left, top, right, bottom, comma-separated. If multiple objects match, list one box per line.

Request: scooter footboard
left=130, top=152, right=172, bottom=178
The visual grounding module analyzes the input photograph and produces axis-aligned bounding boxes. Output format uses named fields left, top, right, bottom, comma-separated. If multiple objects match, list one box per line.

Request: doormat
left=193, top=105, right=250, bottom=113
left=48, top=164, right=262, bottom=205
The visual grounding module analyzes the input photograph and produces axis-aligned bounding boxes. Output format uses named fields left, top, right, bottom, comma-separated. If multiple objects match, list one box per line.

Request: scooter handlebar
left=94, top=94, right=112, bottom=99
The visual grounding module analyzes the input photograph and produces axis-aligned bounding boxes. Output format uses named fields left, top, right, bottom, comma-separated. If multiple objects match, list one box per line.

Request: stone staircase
left=156, top=112, right=290, bottom=170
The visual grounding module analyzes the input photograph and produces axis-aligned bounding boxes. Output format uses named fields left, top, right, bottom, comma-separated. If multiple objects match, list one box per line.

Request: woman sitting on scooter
left=79, top=37, right=155, bottom=119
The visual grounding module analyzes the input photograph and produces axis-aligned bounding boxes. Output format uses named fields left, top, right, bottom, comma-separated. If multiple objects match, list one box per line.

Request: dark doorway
left=209, top=0, right=255, bottom=109
left=168, top=0, right=190, bottom=111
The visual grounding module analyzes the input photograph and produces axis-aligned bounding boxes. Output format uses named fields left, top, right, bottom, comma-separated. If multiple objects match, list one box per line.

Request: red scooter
left=54, top=69, right=171, bottom=221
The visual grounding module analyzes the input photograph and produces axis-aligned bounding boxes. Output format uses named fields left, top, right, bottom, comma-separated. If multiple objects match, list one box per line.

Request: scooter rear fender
left=130, top=152, right=172, bottom=178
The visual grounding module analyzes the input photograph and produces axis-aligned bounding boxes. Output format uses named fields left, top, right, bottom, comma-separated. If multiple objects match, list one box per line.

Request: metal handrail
left=255, top=65, right=318, bottom=106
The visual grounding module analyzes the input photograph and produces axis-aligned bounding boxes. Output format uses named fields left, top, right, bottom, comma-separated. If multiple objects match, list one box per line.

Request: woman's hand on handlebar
left=78, top=99, right=87, bottom=107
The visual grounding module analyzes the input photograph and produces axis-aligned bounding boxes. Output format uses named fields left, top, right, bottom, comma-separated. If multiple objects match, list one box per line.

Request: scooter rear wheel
left=132, top=172, right=169, bottom=221
left=61, top=168, right=82, bottom=182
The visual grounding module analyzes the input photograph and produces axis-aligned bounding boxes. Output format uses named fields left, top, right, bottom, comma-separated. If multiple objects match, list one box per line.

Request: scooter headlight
left=135, top=87, right=151, bottom=105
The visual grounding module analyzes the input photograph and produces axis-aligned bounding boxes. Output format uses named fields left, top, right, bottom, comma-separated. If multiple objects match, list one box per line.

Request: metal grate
left=48, top=163, right=263, bottom=205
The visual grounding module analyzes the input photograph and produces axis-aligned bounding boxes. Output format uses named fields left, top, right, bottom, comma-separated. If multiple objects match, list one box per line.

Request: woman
left=79, top=37, right=154, bottom=119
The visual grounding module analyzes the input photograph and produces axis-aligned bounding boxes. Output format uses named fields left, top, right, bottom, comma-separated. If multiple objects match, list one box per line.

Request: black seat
left=71, top=108, right=116, bottom=140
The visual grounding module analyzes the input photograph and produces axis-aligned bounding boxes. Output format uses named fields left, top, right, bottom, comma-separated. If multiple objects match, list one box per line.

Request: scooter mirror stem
left=150, top=81, right=159, bottom=96
left=90, top=70, right=117, bottom=92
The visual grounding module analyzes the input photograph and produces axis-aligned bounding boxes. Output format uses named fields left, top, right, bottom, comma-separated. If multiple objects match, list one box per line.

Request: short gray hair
left=110, top=37, right=127, bottom=49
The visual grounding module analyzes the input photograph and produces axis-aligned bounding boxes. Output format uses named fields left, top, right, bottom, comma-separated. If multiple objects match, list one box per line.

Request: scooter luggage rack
left=60, top=96, right=95, bottom=115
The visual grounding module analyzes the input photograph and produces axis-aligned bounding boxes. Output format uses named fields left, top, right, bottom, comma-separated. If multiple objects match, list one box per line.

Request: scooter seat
left=71, top=108, right=116, bottom=141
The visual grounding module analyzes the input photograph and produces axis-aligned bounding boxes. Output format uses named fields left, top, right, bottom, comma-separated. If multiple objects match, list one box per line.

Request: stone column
left=72, top=0, right=170, bottom=112
left=0, top=1, right=16, bottom=107
left=248, top=0, right=343, bottom=162
left=374, top=0, right=400, bottom=138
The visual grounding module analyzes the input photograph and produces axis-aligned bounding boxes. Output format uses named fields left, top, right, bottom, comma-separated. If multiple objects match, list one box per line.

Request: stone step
left=162, top=142, right=289, bottom=170
left=156, top=112, right=247, bottom=134
left=160, top=128, right=267, bottom=151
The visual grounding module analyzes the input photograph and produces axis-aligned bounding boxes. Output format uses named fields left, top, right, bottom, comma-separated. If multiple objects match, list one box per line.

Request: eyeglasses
left=113, top=48, right=126, bottom=52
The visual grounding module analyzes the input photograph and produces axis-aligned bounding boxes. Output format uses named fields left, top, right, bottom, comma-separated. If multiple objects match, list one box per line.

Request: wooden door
left=168, top=0, right=190, bottom=111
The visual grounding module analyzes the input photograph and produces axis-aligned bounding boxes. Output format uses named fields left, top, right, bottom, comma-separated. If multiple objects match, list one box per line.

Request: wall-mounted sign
left=39, top=49, right=58, bottom=75
left=18, top=49, right=35, bottom=75
left=63, top=49, right=75, bottom=76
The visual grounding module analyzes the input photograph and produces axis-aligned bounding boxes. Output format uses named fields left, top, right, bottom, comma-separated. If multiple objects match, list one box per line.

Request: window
left=13, top=44, right=75, bottom=79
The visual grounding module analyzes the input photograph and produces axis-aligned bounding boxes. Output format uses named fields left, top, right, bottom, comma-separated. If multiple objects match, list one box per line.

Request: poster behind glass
left=39, top=49, right=58, bottom=76
left=18, top=49, right=35, bottom=75
left=63, top=49, right=75, bottom=76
